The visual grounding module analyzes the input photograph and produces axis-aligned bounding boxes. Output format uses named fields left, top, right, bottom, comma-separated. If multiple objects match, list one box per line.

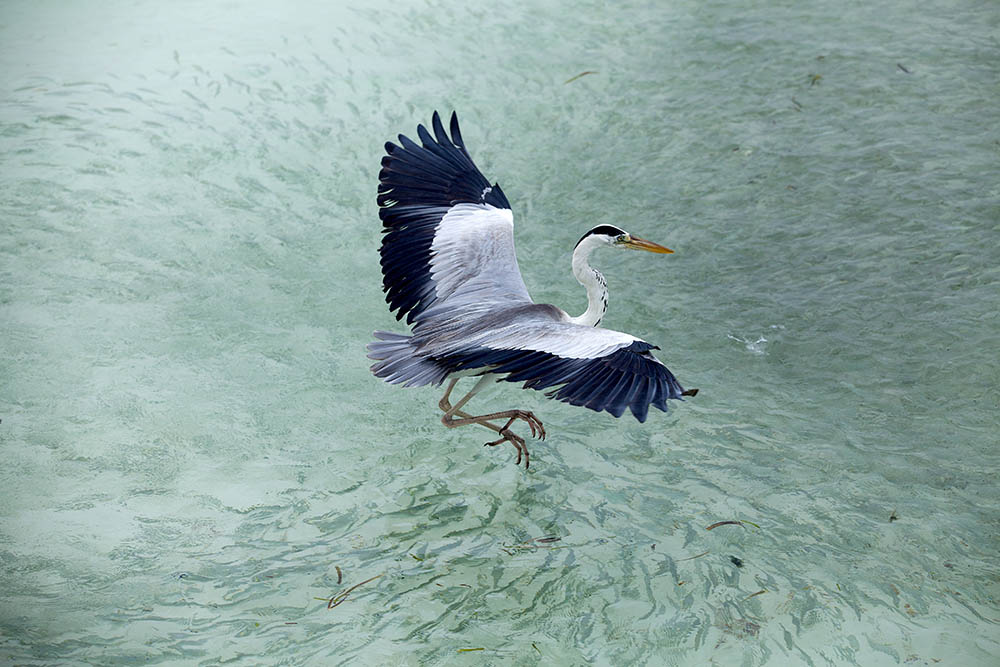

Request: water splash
left=727, top=334, right=769, bottom=355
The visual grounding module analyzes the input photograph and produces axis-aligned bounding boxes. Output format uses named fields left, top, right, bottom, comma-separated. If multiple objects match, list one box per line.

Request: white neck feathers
left=568, top=235, right=609, bottom=327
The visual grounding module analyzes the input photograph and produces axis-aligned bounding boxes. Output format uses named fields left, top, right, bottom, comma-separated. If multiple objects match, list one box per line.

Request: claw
left=514, top=410, right=544, bottom=441
left=484, top=428, right=530, bottom=469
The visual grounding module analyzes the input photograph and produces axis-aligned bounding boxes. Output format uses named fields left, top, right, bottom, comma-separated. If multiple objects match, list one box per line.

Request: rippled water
left=2, top=0, right=999, bottom=664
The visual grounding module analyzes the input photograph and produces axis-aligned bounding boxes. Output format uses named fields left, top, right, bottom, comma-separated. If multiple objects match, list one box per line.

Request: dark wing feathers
left=378, top=111, right=509, bottom=324
left=441, top=341, right=686, bottom=421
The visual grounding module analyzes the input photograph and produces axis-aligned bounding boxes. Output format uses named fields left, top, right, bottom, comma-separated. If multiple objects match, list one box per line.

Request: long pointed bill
left=624, top=235, right=673, bottom=254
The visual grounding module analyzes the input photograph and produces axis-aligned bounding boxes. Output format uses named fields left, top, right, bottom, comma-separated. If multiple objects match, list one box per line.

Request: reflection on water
left=1, top=0, right=998, bottom=664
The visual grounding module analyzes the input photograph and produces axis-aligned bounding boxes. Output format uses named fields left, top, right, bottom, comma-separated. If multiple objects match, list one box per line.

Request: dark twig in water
left=327, top=573, right=384, bottom=609
left=897, top=63, right=911, bottom=74
left=457, top=647, right=485, bottom=653
left=336, top=566, right=342, bottom=584
left=678, top=550, right=710, bottom=561
left=743, top=589, right=768, bottom=601
left=706, top=520, right=745, bottom=531
left=889, top=509, right=899, bottom=522
left=533, top=536, right=561, bottom=544
left=730, top=556, right=744, bottom=568
left=564, top=71, right=597, bottom=84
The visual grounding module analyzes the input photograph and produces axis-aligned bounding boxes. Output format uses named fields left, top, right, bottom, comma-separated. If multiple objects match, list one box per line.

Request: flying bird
left=368, top=112, right=697, bottom=468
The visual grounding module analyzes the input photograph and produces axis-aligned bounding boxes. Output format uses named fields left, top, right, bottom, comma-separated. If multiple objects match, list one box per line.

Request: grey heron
left=368, top=112, right=697, bottom=468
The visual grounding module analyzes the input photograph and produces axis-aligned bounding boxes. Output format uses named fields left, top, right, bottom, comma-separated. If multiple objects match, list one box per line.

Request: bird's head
left=574, top=225, right=674, bottom=254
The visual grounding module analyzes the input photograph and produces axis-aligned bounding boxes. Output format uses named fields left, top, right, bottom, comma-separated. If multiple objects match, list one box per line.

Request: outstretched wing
left=377, top=111, right=532, bottom=326
left=418, top=305, right=691, bottom=422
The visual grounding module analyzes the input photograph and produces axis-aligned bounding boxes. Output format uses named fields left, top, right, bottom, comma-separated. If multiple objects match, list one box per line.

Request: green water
left=2, top=0, right=998, bottom=664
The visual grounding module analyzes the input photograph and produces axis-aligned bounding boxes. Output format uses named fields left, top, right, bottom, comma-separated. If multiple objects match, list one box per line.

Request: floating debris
left=457, top=647, right=485, bottom=653
left=706, top=520, right=745, bottom=531
left=336, top=566, right=343, bottom=584
left=410, top=553, right=424, bottom=561
left=810, top=74, right=823, bottom=86
left=890, top=510, right=899, bottom=523
left=678, top=550, right=710, bottom=562
left=564, top=71, right=597, bottom=84
left=730, top=556, right=744, bottom=568
left=897, top=63, right=912, bottom=74
left=743, top=589, right=768, bottom=601
left=327, top=573, right=384, bottom=609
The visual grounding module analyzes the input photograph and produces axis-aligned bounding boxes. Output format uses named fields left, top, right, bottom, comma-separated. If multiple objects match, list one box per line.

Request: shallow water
left=2, top=0, right=999, bottom=664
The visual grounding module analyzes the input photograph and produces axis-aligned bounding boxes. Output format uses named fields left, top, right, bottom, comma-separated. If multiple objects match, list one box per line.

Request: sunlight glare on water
left=1, top=0, right=998, bottom=664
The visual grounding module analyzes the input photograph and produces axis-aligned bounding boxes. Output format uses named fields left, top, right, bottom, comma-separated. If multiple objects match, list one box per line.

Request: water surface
left=2, top=0, right=999, bottom=664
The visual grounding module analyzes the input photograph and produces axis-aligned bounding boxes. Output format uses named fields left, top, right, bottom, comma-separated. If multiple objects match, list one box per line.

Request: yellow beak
left=623, top=235, right=673, bottom=254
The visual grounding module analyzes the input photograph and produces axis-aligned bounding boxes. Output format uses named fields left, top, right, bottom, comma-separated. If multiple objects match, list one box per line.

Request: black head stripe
left=575, top=225, right=627, bottom=248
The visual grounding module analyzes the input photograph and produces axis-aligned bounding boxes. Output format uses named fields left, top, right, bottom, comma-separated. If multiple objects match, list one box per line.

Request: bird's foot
left=507, top=410, right=546, bottom=440
left=484, top=429, right=530, bottom=469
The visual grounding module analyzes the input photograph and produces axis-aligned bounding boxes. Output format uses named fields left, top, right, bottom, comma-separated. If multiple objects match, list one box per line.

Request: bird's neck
left=568, top=239, right=608, bottom=327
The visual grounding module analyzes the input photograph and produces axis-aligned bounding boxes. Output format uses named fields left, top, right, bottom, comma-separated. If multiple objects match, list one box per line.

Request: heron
left=368, top=111, right=697, bottom=468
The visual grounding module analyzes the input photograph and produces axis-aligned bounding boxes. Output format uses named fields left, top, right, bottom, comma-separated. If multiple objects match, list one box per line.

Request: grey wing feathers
left=367, top=331, right=451, bottom=387
left=377, top=111, right=525, bottom=326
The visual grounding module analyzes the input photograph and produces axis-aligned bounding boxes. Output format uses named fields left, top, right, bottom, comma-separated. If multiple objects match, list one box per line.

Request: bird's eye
left=615, top=234, right=628, bottom=243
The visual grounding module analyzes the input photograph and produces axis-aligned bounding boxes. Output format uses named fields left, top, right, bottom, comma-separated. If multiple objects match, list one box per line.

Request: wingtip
left=449, top=111, right=464, bottom=147
left=431, top=110, right=449, bottom=144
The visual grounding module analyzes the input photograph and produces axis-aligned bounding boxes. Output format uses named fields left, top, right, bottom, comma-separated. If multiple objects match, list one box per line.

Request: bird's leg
left=438, top=378, right=504, bottom=433
left=448, top=409, right=546, bottom=441
left=439, top=376, right=544, bottom=468
left=437, top=378, right=460, bottom=412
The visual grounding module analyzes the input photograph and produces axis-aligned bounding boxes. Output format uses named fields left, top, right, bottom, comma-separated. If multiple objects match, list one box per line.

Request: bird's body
left=369, top=112, right=696, bottom=467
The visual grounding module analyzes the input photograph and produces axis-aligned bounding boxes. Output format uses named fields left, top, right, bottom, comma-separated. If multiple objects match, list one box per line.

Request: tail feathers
left=367, top=331, right=450, bottom=387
